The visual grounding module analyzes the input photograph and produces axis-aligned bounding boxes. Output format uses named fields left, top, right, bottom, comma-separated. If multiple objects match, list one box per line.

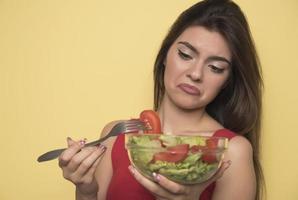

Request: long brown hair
left=153, top=0, right=264, bottom=199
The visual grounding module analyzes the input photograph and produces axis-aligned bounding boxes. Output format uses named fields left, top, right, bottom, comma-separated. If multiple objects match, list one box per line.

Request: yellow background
left=1, top=0, right=297, bottom=199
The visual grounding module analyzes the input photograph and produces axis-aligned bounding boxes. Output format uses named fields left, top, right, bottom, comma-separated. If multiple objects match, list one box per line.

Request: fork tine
left=124, top=126, right=144, bottom=133
left=124, top=119, right=145, bottom=125
left=124, top=124, right=146, bottom=130
left=127, top=120, right=153, bottom=130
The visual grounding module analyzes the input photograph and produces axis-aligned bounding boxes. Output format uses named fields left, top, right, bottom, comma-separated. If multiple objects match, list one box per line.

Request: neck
left=157, top=96, right=208, bottom=134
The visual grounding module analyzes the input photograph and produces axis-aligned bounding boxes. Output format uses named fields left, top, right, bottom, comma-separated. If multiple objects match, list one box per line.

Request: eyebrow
left=177, top=41, right=232, bottom=66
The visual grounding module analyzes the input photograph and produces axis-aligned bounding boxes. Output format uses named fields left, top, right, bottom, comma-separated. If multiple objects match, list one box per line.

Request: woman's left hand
left=128, top=161, right=231, bottom=200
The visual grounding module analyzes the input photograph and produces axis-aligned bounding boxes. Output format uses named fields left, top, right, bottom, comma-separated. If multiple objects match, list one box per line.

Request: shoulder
left=227, top=135, right=253, bottom=160
left=213, top=135, right=256, bottom=199
left=100, top=120, right=124, bottom=138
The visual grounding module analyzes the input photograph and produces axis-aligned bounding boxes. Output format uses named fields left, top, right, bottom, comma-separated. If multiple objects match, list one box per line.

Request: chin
left=171, top=96, right=204, bottom=111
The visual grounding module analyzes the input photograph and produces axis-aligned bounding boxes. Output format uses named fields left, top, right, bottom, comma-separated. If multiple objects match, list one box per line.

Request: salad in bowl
left=125, top=133, right=228, bottom=184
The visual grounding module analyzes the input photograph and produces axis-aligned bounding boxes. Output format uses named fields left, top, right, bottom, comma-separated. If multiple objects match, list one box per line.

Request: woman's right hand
left=59, top=137, right=106, bottom=199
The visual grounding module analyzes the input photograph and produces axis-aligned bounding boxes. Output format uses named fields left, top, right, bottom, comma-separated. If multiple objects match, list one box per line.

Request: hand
left=59, top=137, right=106, bottom=198
left=128, top=161, right=231, bottom=200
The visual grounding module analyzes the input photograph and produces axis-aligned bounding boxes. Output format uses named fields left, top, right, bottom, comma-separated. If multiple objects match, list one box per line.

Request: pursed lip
left=177, top=83, right=201, bottom=96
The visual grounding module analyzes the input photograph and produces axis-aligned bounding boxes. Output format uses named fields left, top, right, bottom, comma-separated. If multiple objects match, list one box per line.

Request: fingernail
left=224, top=160, right=232, bottom=169
left=128, top=166, right=135, bottom=175
left=67, top=137, right=72, bottom=142
left=152, top=172, right=160, bottom=182
left=98, top=144, right=107, bottom=151
left=79, top=139, right=86, bottom=146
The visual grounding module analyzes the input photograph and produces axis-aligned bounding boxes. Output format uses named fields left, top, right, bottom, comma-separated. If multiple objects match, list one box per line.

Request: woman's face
left=163, top=26, right=231, bottom=110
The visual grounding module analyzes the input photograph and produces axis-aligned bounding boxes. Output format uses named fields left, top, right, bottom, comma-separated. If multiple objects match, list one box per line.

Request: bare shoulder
left=213, top=135, right=256, bottom=199
left=227, top=135, right=254, bottom=159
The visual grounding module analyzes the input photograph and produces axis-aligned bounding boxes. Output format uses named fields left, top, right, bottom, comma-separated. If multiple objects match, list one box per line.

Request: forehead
left=175, top=26, right=231, bottom=60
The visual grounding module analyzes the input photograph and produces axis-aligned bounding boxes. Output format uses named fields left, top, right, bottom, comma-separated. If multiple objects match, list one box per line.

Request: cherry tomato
left=139, top=110, right=161, bottom=134
left=152, top=144, right=189, bottom=163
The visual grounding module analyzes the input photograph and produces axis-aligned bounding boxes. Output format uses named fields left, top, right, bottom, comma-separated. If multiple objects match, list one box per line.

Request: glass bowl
left=125, top=133, right=228, bottom=184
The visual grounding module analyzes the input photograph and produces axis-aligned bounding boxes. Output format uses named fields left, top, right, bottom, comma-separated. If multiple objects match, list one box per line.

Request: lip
left=177, top=83, right=201, bottom=96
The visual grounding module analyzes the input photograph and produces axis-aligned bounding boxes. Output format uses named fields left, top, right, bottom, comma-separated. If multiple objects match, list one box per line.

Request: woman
left=59, top=0, right=264, bottom=199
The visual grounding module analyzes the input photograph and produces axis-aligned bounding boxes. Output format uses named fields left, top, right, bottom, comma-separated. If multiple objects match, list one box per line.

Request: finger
left=66, top=146, right=98, bottom=172
left=128, top=165, right=174, bottom=199
left=80, top=152, right=104, bottom=184
left=152, top=173, right=187, bottom=195
left=59, top=139, right=85, bottom=167
left=73, top=145, right=107, bottom=178
left=67, top=137, right=75, bottom=147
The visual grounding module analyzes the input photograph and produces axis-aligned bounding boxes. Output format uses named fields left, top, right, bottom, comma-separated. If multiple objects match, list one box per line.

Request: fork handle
left=37, top=136, right=108, bottom=162
left=37, top=148, right=66, bottom=162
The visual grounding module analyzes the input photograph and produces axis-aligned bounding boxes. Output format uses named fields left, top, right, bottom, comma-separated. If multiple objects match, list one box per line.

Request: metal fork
left=37, top=119, right=147, bottom=162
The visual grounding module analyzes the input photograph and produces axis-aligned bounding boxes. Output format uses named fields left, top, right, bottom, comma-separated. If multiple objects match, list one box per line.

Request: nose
left=186, top=61, right=204, bottom=82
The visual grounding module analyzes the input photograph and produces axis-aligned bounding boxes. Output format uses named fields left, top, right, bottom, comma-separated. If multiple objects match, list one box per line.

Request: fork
left=37, top=119, right=147, bottom=162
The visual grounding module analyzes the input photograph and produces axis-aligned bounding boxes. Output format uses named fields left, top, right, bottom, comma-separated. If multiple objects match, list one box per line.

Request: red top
left=106, top=129, right=237, bottom=200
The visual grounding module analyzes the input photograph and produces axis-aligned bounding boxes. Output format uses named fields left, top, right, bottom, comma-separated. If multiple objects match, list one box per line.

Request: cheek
left=205, top=77, right=228, bottom=97
left=164, top=54, right=182, bottom=88
left=164, top=65, right=174, bottom=90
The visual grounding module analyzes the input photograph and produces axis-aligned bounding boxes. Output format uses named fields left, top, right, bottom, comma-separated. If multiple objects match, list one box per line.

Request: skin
left=59, top=26, right=256, bottom=200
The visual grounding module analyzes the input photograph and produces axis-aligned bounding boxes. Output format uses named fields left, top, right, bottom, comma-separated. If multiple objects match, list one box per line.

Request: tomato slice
left=139, top=110, right=161, bottom=134
left=206, top=138, right=218, bottom=149
left=189, top=145, right=206, bottom=153
left=202, top=153, right=217, bottom=164
left=152, top=144, right=189, bottom=163
left=167, top=144, right=189, bottom=153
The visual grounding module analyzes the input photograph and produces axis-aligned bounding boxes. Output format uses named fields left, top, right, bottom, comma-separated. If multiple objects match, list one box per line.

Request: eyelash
left=178, top=49, right=193, bottom=60
left=178, top=49, right=225, bottom=73
left=209, top=65, right=224, bottom=74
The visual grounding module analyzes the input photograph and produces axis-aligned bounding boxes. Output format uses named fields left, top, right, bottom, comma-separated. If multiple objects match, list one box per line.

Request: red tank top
left=106, top=129, right=237, bottom=200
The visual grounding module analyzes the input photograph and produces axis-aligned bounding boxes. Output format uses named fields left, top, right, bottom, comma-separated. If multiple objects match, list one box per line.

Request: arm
left=212, top=136, right=256, bottom=200
left=94, top=121, right=121, bottom=200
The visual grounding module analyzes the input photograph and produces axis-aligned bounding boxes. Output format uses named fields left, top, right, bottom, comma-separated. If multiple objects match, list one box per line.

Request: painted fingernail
left=79, top=139, right=86, bottom=146
left=152, top=172, right=160, bottom=182
left=98, top=144, right=107, bottom=151
left=128, top=166, right=135, bottom=175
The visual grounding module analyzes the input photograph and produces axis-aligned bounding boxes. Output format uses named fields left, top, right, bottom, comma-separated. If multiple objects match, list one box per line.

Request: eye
left=209, top=65, right=225, bottom=74
left=178, top=49, right=193, bottom=60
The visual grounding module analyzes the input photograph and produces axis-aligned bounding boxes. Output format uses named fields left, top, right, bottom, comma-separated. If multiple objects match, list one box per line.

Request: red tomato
left=189, top=145, right=206, bottom=153
left=152, top=144, right=189, bottom=163
left=202, top=138, right=218, bottom=163
left=202, top=153, right=217, bottom=164
left=190, top=139, right=218, bottom=163
left=167, top=144, right=190, bottom=153
left=139, top=110, right=161, bottom=134
left=206, top=138, right=218, bottom=149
